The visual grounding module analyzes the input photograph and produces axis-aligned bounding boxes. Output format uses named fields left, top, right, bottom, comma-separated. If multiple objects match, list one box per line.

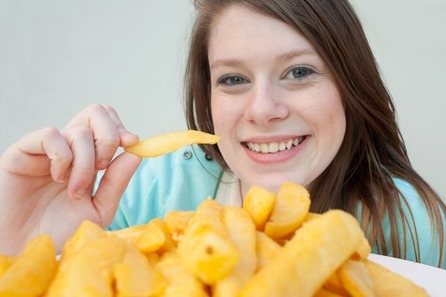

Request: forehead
left=208, top=4, right=316, bottom=63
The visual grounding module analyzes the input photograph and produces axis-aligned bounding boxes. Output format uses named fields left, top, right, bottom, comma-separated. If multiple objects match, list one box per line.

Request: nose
left=244, top=80, right=289, bottom=126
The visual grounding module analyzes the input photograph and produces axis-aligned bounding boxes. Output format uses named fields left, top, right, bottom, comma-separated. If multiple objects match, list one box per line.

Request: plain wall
left=0, top=0, right=445, bottom=199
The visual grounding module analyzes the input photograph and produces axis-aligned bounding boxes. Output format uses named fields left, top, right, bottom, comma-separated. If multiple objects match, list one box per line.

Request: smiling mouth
left=245, top=136, right=307, bottom=154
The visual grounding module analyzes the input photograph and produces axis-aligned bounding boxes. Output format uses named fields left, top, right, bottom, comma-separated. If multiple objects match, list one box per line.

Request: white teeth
left=246, top=137, right=304, bottom=154
left=269, top=142, right=279, bottom=153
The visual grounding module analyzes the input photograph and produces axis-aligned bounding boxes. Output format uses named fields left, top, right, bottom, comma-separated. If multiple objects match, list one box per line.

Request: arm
left=0, top=104, right=142, bottom=255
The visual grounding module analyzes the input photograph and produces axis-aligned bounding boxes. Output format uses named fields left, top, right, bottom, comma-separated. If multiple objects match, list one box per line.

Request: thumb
left=93, top=152, right=142, bottom=226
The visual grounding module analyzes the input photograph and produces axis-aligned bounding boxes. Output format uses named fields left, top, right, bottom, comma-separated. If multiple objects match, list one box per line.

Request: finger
left=72, top=104, right=121, bottom=170
left=102, top=104, right=139, bottom=147
left=2, top=127, right=73, bottom=182
left=92, top=152, right=142, bottom=226
left=66, top=104, right=138, bottom=170
left=62, top=127, right=96, bottom=200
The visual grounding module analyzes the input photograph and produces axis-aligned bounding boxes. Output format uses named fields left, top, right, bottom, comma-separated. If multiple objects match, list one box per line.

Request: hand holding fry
left=0, top=104, right=141, bottom=256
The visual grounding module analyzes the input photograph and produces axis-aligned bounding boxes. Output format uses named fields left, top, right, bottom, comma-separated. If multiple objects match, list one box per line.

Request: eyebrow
left=210, top=49, right=318, bottom=71
left=276, top=49, right=318, bottom=62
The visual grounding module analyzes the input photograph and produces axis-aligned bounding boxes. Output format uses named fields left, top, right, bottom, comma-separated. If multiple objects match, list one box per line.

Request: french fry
left=314, top=288, right=346, bottom=297
left=364, top=260, right=429, bottom=296
left=0, top=234, right=57, bottom=297
left=264, top=182, right=311, bottom=240
left=338, top=259, right=374, bottom=297
left=108, top=224, right=147, bottom=245
left=243, top=186, right=276, bottom=231
left=212, top=206, right=257, bottom=297
left=239, top=210, right=367, bottom=297
left=165, top=210, right=195, bottom=243
left=0, top=254, right=15, bottom=277
left=322, top=271, right=349, bottom=296
left=113, top=244, right=167, bottom=297
left=46, top=228, right=126, bottom=296
left=350, top=238, right=372, bottom=261
left=305, top=212, right=322, bottom=222
left=136, top=218, right=175, bottom=255
left=124, top=130, right=220, bottom=158
left=177, top=199, right=240, bottom=285
left=255, top=231, right=281, bottom=271
left=61, top=220, right=106, bottom=259
left=0, top=182, right=432, bottom=295
left=221, top=206, right=257, bottom=282
left=157, top=252, right=209, bottom=297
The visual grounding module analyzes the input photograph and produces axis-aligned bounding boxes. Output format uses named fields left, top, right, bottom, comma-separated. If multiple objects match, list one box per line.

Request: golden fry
left=314, top=288, right=346, bottom=297
left=108, top=224, right=147, bottom=245
left=0, top=254, right=15, bottom=277
left=178, top=199, right=240, bottom=285
left=239, top=210, right=366, bottom=297
left=255, top=231, right=281, bottom=271
left=0, top=183, right=431, bottom=296
left=136, top=218, right=175, bottom=255
left=264, top=182, right=311, bottom=240
left=47, top=231, right=126, bottom=296
left=165, top=210, right=195, bottom=243
left=0, top=234, right=57, bottom=297
left=157, top=252, right=209, bottom=297
left=113, top=244, right=166, bottom=297
left=221, top=206, right=256, bottom=282
left=61, top=220, right=106, bottom=259
left=213, top=206, right=257, bottom=297
left=124, top=130, right=220, bottom=158
left=243, top=186, right=276, bottom=231
left=322, top=271, right=349, bottom=296
left=338, top=259, right=374, bottom=297
left=364, top=260, right=429, bottom=297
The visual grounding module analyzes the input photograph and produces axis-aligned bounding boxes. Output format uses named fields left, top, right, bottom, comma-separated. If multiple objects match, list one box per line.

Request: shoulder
left=392, top=177, right=444, bottom=220
left=391, top=177, right=428, bottom=214
left=392, top=177, right=422, bottom=203
left=388, top=177, right=445, bottom=268
left=108, top=145, right=223, bottom=229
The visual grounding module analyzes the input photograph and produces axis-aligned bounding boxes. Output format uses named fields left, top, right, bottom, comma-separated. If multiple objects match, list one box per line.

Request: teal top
left=107, top=145, right=445, bottom=268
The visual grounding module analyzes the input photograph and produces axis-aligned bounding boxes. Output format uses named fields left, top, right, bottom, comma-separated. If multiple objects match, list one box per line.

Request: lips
left=245, top=136, right=306, bottom=154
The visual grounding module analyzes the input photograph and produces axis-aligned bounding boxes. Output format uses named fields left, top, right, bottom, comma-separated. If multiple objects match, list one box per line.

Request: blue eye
left=217, top=75, right=248, bottom=86
left=285, top=66, right=315, bottom=80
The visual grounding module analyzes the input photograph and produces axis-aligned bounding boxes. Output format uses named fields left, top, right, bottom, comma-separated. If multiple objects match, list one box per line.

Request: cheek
left=304, top=85, right=346, bottom=144
left=211, top=99, right=234, bottom=163
left=211, top=95, right=240, bottom=134
left=318, top=93, right=346, bottom=147
left=211, top=97, right=225, bottom=134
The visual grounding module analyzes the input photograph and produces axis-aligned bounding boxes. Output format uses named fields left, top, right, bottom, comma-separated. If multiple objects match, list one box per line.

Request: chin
left=245, top=175, right=301, bottom=194
left=246, top=173, right=308, bottom=193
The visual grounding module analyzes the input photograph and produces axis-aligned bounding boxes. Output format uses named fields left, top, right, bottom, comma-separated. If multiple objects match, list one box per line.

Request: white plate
left=367, top=254, right=446, bottom=296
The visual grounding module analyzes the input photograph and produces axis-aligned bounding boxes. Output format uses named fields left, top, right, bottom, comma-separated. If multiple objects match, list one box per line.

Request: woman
left=0, top=0, right=444, bottom=268
left=185, top=0, right=446, bottom=267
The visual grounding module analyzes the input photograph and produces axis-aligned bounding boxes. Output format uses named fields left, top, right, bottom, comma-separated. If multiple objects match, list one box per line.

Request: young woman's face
left=208, top=5, right=346, bottom=195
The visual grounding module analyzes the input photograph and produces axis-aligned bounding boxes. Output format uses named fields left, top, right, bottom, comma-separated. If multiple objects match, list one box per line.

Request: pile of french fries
left=0, top=182, right=428, bottom=296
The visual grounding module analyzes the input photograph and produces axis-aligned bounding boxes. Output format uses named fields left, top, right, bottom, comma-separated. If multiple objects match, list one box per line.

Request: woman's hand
left=0, top=104, right=142, bottom=255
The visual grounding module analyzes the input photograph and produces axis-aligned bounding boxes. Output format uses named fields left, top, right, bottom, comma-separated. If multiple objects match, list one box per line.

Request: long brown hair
left=184, top=0, right=445, bottom=266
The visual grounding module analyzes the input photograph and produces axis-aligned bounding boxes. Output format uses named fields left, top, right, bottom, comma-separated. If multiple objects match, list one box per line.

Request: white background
left=0, top=0, right=444, bottom=199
